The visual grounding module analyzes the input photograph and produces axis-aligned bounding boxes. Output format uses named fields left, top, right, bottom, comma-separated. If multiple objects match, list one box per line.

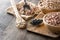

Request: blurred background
left=0, top=0, right=40, bottom=40
left=0, top=0, right=59, bottom=40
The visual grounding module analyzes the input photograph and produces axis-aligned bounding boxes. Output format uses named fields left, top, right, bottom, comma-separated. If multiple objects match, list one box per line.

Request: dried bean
left=45, top=12, right=60, bottom=26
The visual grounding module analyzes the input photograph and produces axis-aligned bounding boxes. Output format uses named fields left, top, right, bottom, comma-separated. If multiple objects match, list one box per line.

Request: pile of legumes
left=45, top=12, right=60, bottom=26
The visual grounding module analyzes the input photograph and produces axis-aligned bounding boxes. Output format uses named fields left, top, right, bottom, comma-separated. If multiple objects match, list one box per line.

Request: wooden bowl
left=38, top=1, right=60, bottom=14
left=43, top=12, right=60, bottom=34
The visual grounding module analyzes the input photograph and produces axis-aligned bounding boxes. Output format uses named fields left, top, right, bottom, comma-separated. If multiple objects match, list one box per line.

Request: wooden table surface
left=0, top=0, right=60, bottom=40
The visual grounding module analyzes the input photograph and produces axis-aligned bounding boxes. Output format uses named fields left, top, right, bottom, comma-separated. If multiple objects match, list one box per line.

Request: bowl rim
left=43, top=12, right=60, bottom=27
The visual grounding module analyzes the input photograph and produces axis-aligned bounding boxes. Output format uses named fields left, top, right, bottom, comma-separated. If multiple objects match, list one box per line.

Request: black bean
left=30, top=19, right=43, bottom=25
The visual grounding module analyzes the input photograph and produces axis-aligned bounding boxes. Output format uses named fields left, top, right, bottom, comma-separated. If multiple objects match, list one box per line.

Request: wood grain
left=0, top=0, right=60, bottom=40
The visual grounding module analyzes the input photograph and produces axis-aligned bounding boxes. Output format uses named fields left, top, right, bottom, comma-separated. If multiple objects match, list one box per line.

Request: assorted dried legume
left=45, top=12, right=60, bottom=26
